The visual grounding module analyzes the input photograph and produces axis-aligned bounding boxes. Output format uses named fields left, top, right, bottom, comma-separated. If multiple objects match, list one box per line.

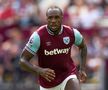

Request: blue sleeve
left=73, top=28, right=83, bottom=46
left=25, top=32, right=40, bottom=55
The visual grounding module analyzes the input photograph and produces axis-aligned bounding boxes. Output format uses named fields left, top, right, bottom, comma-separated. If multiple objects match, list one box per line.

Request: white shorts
left=40, top=74, right=77, bottom=90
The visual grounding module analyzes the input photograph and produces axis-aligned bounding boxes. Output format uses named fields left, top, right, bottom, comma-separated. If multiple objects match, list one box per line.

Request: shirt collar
left=46, top=25, right=63, bottom=35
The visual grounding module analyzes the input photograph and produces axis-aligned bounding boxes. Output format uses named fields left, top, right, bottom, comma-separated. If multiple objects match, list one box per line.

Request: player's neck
left=47, top=25, right=63, bottom=35
left=51, top=29, right=60, bottom=35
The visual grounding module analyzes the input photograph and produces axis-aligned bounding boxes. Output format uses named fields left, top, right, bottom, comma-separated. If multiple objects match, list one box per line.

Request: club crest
left=63, top=37, right=70, bottom=45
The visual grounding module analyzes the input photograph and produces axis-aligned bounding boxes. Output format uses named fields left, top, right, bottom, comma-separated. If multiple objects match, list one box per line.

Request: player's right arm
left=19, top=32, right=55, bottom=82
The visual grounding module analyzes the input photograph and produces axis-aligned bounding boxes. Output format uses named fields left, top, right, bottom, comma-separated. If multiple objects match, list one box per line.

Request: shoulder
left=34, top=25, right=47, bottom=36
left=62, top=25, right=75, bottom=35
left=73, top=28, right=82, bottom=35
left=63, top=25, right=75, bottom=32
left=35, top=25, right=47, bottom=33
left=63, top=25, right=72, bottom=30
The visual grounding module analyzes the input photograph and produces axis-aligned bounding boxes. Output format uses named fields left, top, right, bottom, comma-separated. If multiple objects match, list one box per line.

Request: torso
left=36, top=25, right=77, bottom=88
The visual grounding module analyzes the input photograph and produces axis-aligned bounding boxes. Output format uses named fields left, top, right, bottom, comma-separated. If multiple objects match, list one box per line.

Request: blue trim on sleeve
left=25, top=32, right=40, bottom=54
left=73, top=29, right=83, bottom=46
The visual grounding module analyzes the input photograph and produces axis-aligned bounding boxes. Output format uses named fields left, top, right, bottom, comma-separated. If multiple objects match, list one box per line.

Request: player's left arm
left=73, top=29, right=87, bottom=82
left=78, top=39, right=87, bottom=71
left=78, top=39, right=87, bottom=83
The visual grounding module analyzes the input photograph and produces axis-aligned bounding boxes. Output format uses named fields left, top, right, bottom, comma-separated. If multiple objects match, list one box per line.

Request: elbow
left=84, top=44, right=87, bottom=52
left=19, top=58, right=26, bottom=70
left=79, top=44, right=87, bottom=51
left=19, top=58, right=24, bottom=66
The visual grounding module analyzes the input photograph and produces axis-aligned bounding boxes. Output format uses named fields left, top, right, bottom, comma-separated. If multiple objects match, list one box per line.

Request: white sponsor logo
left=44, top=48, right=70, bottom=55
left=63, top=37, right=70, bottom=45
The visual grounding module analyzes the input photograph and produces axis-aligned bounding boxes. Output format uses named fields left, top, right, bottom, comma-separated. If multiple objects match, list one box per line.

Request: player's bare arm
left=19, top=49, right=55, bottom=82
left=78, top=39, right=87, bottom=83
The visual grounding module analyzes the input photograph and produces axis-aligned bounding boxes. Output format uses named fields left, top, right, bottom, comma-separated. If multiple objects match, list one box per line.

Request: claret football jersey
left=25, top=25, right=83, bottom=88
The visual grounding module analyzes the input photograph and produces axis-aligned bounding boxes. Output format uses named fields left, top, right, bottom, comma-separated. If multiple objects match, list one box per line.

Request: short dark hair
left=46, top=6, right=63, bottom=16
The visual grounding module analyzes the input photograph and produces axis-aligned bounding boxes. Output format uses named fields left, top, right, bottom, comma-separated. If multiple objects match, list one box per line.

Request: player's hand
left=38, top=68, right=55, bottom=82
left=78, top=70, right=87, bottom=83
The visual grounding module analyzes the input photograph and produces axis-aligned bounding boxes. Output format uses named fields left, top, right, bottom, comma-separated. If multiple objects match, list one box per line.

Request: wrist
left=33, top=65, right=42, bottom=75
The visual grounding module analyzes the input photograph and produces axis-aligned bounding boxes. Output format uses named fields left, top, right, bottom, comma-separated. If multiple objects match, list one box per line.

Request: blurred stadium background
left=0, top=0, right=108, bottom=90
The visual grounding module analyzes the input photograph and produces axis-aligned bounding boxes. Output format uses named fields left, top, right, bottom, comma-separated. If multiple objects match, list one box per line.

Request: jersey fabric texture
left=25, top=25, right=83, bottom=88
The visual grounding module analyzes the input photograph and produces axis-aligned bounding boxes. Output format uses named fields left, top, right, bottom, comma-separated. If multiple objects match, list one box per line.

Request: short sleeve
left=73, top=28, right=83, bottom=46
left=25, top=32, right=40, bottom=55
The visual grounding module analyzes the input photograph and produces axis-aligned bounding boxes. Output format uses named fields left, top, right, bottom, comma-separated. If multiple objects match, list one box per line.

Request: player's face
left=47, top=9, right=63, bottom=32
